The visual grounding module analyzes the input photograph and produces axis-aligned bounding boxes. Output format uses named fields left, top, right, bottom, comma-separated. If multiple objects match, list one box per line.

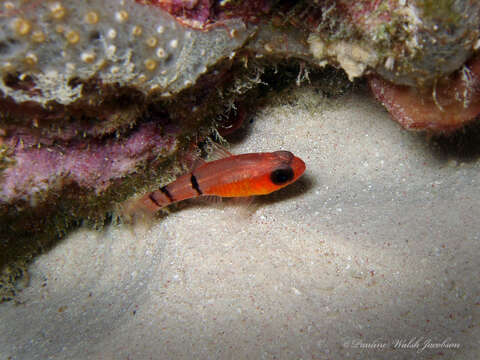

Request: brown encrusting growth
left=369, top=55, right=480, bottom=132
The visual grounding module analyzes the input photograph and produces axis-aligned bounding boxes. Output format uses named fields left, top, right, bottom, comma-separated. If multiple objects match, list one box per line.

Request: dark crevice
left=431, top=117, right=480, bottom=162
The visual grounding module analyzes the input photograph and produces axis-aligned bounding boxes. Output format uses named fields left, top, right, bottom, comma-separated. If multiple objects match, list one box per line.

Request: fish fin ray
left=206, top=141, right=233, bottom=161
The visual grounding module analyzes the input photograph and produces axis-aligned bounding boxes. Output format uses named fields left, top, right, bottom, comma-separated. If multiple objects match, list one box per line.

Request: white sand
left=1, top=85, right=479, bottom=359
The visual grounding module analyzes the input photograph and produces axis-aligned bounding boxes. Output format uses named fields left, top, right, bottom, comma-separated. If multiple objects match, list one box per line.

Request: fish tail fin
left=117, top=193, right=168, bottom=225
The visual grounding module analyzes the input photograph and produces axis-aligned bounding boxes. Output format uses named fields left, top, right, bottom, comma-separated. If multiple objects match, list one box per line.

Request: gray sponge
left=0, top=0, right=253, bottom=106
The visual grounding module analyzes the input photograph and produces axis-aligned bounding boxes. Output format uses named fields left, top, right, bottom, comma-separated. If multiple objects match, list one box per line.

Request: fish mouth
left=291, top=156, right=306, bottom=180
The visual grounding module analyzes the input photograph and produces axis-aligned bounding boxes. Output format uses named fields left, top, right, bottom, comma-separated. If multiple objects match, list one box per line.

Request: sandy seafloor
left=1, top=84, right=479, bottom=359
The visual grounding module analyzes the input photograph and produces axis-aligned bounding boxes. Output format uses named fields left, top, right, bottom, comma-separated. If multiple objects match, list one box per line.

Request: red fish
left=139, top=150, right=306, bottom=211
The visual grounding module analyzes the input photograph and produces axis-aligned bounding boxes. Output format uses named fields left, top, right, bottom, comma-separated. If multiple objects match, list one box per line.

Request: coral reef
left=0, top=2, right=255, bottom=214
left=136, top=0, right=272, bottom=29
left=1, top=0, right=480, bottom=299
left=2, top=122, right=177, bottom=204
left=343, top=0, right=479, bottom=87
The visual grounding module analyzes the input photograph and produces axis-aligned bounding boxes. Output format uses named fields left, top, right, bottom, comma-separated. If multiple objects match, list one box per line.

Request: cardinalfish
left=138, top=150, right=306, bottom=212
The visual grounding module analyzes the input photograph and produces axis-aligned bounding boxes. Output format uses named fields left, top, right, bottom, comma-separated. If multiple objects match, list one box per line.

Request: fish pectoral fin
left=232, top=196, right=261, bottom=219
left=230, top=195, right=254, bottom=207
left=199, top=195, right=223, bottom=204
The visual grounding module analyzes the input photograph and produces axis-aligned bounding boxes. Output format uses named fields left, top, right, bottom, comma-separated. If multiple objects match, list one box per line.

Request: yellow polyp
left=51, top=3, right=66, bottom=19
left=144, top=58, right=157, bottom=71
left=65, top=30, right=80, bottom=45
left=115, top=10, right=129, bottom=22
left=107, top=29, right=117, bottom=39
left=31, top=30, right=46, bottom=43
left=81, top=52, right=96, bottom=63
left=13, top=18, right=31, bottom=36
left=132, top=25, right=142, bottom=37
left=156, top=47, right=166, bottom=59
left=24, top=52, right=38, bottom=66
left=146, top=36, right=157, bottom=48
left=84, top=11, right=99, bottom=25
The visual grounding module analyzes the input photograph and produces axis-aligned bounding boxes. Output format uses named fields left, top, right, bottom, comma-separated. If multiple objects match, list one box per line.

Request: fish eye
left=270, top=167, right=294, bottom=185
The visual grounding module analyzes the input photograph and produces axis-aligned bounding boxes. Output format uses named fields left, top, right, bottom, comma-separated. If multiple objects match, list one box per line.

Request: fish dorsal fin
left=206, top=141, right=233, bottom=161
left=190, top=156, right=207, bottom=170
left=184, top=141, right=231, bottom=170
left=182, top=146, right=207, bottom=171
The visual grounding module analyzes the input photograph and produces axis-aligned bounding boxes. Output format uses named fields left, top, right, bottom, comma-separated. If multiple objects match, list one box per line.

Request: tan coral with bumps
left=0, top=0, right=253, bottom=105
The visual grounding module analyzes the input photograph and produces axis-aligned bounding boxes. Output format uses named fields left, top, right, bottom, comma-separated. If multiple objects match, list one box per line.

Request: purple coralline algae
left=2, top=122, right=176, bottom=203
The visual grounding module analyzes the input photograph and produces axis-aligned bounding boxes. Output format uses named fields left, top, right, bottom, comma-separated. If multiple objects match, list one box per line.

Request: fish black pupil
left=270, top=167, right=294, bottom=185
